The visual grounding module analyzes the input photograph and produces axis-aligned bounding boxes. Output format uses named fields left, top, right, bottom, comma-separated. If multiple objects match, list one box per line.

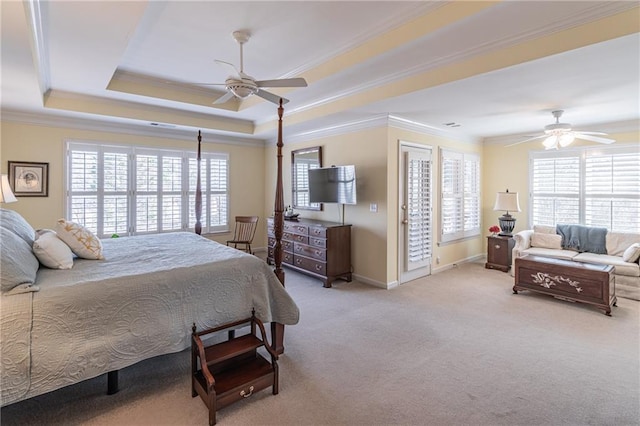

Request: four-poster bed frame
left=194, top=99, right=288, bottom=354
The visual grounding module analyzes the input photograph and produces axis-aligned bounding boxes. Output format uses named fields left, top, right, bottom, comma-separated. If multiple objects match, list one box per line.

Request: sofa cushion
left=522, top=247, right=580, bottom=261
left=573, top=253, right=640, bottom=277
left=606, top=232, right=640, bottom=257
left=530, top=233, right=562, bottom=249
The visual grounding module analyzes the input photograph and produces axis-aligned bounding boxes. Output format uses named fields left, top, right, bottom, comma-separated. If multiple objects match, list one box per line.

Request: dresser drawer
left=267, top=247, right=293, bottom=265
left=308, top=225, right=326, bottom=238
left=293, top=242, right=326, bottom=261
left=283, top=232, right=308, bottom=244
left=308, top=237, right=327, bottom=248
left=293, top=255, right=326, bottom=276
left=268, top=237, right=293, bottom=252
left=284, top=222, right=308, bottom=235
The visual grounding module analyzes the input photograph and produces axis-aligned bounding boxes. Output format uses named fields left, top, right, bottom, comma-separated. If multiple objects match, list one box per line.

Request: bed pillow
left=0, top=227, right=39, bottom=293
left=530, top=232, right=562, bottom=249
left=622, top=243, right=640, bottom=263
left=33, top=231, right=74, bottom=269
left=54, top=219, right=104, bottom=260
left=0, top=208, right=36, bottom=246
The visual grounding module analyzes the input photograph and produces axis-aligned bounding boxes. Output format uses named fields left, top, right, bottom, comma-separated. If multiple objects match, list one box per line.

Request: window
left=440, top=149, right=480, bottom=243
left=530, top=145, right=640, bottom=233
left=66, top=142, right=229, bottom=237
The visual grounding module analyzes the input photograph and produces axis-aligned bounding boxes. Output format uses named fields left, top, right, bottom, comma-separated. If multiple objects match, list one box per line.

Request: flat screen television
left=308, top=165, right=357, bottom=205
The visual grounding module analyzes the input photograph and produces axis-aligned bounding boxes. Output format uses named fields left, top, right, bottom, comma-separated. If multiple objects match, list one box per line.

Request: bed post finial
left=195, top=131, right=202, bottom=235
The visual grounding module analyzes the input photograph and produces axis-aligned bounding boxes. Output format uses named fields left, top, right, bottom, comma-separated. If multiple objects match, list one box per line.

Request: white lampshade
left=493, top=190, right=521, bottom=213
left=0, top=174, right=17, bottom=203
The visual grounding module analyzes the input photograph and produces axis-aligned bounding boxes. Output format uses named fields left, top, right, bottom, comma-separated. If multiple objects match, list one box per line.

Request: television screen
left=308, top=165, right=357, bottom=205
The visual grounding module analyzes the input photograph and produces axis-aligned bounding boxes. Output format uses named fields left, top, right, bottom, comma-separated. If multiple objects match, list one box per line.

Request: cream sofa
left=511, top=225, right=640, bottom=301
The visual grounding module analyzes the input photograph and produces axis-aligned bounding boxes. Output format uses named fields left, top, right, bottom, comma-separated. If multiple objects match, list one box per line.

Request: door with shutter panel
left=399, top=143, right=432, bottom=284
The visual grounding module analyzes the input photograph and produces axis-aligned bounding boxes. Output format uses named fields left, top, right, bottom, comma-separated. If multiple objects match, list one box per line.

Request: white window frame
left=65, top=141, right=229, bottom=238
left=439, top=148, right=481, bottom=243
left=529, top=144, right=640, bottom=232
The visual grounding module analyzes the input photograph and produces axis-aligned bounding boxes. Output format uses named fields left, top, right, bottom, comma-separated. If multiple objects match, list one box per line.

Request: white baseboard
left=431, top=254, right=485, bottom=274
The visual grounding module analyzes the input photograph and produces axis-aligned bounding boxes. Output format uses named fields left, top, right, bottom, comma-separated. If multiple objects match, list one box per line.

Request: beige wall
left=264, top=125, right=485, bottom=286
left=0, top=121, right=267, bottom=245
left=482, top=131, right=640, bottom=237
left=387, top=127, right=484, bottom=282
left=264, top=127, right=390, bottom=285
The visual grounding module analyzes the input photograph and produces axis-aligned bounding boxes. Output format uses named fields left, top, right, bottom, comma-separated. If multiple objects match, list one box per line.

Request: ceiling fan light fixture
left=227, top=83, right=256, bottom=99
left=559, top=132, right=575, bottom=147
left=543, top=135, right=558, bottom=149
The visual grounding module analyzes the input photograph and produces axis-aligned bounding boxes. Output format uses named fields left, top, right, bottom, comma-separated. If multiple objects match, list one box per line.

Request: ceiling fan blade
left=256, top=78, right=307, bottom=88
left=505, top=134, right=546, bottom=147
left=214, top=59, right=240, bottom=77
left=256, top=89, right=289, bottom=105
left=212, top=91, right=235, bottom=105
left=574, top=133, right=616, bottom=144
left=571, top=131, right=608, bottom=136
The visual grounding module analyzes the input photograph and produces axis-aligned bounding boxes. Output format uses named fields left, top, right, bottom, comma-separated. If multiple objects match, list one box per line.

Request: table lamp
left=0, top=174, right=17, bottom=203
left=493, top=189, right=520, bottom=236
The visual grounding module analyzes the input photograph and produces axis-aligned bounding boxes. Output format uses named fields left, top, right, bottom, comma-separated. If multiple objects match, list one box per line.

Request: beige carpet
left=2, top=261, right=639, bottom=426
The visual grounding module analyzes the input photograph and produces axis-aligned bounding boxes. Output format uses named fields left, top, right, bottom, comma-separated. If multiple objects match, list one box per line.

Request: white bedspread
left=1, top=232, right=299, bottom=406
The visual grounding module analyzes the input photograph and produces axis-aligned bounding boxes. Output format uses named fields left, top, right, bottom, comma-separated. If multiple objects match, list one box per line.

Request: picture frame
left=8, top=161, right=49, bottom=197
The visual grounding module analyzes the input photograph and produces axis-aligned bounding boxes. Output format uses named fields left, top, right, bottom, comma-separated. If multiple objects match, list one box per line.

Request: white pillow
left=622, top=243, right=640, bottom=263
left=533, top=225, right=556, bottom=235
left=33, top=231, right=74, bottom=269
left=54, top=219, right=104, bottom=260
left=530, top=232, right=562, bottom=249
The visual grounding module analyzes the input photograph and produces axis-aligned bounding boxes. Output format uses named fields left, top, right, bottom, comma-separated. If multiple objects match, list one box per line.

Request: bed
left=1, top=102, right=296, bottom=407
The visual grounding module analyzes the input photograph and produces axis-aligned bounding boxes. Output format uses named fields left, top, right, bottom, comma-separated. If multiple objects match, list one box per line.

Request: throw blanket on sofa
left=556, top=224, right=608, bottom=254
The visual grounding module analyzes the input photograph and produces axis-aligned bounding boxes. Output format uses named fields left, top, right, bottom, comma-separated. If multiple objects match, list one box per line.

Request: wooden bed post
left=272, top=98, right=286, bottom=355
left=195, top=130, right=203, bottom=235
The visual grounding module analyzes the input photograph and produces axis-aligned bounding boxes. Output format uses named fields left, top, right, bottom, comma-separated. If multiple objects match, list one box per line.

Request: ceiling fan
left=506, top=110, right=615, bottom=150
left=203, top=30, right=307, bottom=105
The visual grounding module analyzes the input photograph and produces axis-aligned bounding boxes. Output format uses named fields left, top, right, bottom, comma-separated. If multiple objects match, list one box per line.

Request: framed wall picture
left=8, top=161, right=49, bottom=197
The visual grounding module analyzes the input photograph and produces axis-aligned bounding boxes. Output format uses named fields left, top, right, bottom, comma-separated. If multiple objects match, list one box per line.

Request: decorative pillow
left=0, top=227, right=39, bottom=293
left=0, top=208, right=36, bottom=246
left=54, top=219, right=104, bottom=260
left=33, top=231, right=74, bottom=269
left=622, top=243, right=640, bottom=263
left=533, top=225, right=556, bottom=235
left=530, top=232, right=563, bottom=249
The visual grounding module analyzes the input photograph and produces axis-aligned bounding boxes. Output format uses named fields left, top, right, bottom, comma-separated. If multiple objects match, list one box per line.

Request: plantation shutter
left=67, top=142, right=229, bottom=237
left=530, top=155, right=580, bottom=226
left=584, top=150, right=640, bottom=231
left=68, top=145, right=100, bottom=231
left=440, top=149, right=480, bottom=243
left=406, top=150, right=432, bottom=270
left=530, top=146, right=639, bottom=233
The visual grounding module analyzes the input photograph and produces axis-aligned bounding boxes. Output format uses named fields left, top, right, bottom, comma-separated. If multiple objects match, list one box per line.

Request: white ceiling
left=2, top=1, right=639, bottom=145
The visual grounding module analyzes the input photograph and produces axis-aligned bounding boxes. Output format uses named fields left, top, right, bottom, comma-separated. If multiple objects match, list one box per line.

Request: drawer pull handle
left=240, top=386, right=254, bottom=398
left=495, top=245, right=501, bottom=249
left=315, top=265, right=322, bottom=271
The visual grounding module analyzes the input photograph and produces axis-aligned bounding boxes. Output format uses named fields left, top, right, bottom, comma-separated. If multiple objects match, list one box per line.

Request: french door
left=399, top=143, right=433, bottom=284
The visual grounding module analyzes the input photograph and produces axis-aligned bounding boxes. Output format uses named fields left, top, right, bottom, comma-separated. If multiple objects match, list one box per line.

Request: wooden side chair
left=226, top=216, right=259, bottom=254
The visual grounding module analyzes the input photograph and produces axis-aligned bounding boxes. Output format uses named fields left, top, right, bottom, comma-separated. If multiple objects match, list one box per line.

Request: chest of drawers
left=267, top=218, right=352, bottom=288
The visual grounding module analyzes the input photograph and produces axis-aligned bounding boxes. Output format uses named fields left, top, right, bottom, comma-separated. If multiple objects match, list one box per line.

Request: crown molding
left=266, top=113, right=480, bottom=146
left=1, top=109, right=266, bottom=147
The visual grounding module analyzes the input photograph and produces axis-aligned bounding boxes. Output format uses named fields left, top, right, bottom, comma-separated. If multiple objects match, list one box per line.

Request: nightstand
left=485, top=235, right=515, bottom=272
